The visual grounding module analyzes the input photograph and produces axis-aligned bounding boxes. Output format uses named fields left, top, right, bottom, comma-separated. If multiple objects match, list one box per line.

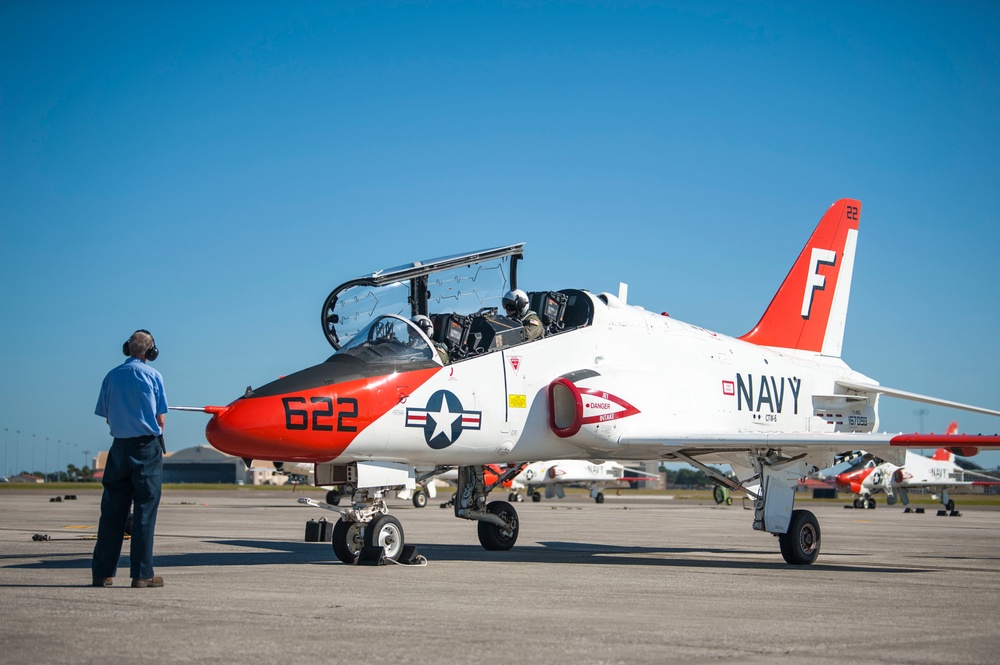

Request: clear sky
left=2, top=1, right=999, bottom=477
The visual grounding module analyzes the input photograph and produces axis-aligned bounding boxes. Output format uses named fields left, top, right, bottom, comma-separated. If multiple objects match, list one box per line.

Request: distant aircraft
left=834, top=423, right=1000, bottom=513
left=516, top=460, right=657, bottom=503
left=180, top=198, right=1000, bottom=566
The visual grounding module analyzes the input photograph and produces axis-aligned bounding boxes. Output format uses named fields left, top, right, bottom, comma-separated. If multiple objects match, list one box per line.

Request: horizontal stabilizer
left=836, top=380, right=1000, bottom=417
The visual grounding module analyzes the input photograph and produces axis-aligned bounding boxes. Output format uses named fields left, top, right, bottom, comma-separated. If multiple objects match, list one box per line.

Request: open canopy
left=321, top=243, right=524, bottom=349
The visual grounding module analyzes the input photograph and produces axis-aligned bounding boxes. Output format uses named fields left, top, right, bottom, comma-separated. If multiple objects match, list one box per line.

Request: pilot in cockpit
left=412, top=315, right=450, bottom=365
left=503, top=289, right=544, bottom=342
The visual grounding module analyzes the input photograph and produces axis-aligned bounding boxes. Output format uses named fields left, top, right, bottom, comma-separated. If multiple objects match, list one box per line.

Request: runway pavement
left=2, top=487, right=999, bottom=664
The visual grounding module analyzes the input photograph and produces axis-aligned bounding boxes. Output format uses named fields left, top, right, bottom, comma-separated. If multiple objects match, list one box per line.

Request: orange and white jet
left=835, top=423, right=1000, bottom=513
left=182, top=198, right=1000, bottom=566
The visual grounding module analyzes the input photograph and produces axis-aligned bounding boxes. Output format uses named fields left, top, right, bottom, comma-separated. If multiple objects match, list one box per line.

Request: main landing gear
left=303, top=462, right=528, bottom=564
left=677, top=449, right=826, bottom=566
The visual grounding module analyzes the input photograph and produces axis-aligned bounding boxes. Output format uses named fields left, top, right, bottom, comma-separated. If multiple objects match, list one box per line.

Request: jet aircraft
left=187, top=198, right=1000, bottom=566
left=516, top=460, right=658, bottom=503
left=835, top=424, right=1000, bottom=513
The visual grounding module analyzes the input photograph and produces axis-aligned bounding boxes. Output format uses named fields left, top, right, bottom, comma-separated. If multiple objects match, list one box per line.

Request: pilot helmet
left=412, top=314, right=434, bottom=338
left=502, top=289, right=529, bottom=317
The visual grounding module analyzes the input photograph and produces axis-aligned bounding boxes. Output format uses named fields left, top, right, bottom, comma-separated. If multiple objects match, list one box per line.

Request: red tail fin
left=740, top=199, right=861, bottom=355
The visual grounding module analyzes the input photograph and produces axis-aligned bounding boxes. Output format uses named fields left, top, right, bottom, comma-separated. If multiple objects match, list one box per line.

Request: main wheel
left=852, top=498, right=862, bottom=509
left=364, top=514, right=405, bottom=561
left=332, top=518, right=364, bottom=564
left=865, top=497, right=876, bottom=509
left=412, top=490, right=428, bottom=508
left=326, top=489, right=342, bottom=506
left=594, top=492, right=605, bottom=504
left=945, top=499, right=956, bottom=512
left=531, top=492, right=541, bottom=503
left=778, top=509, right=821, bottom=565
left=477, top=500, right=519, bottom=551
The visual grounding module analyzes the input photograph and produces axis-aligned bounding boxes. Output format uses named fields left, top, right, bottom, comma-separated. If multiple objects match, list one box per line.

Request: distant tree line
left=660, top=467, right=711, bottom=489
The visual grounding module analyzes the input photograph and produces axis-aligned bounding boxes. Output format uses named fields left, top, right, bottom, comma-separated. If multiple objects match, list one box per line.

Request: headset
left=122, top=329, right=159, bottom=361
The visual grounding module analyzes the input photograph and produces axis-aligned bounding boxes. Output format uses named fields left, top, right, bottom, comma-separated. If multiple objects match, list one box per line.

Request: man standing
left=92, top=330, right=168, bottom=588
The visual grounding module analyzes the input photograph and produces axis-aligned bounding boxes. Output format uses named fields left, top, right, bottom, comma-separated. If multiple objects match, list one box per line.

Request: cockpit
left=336, top=314, right=440, bottom=365
left=322, top=243, right=594, bottom=366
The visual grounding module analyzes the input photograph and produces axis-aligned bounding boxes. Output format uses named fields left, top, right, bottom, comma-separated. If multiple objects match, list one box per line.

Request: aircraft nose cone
left=834, top=472, right=850, bottom=487
left=205, top=400, right=278, bottom=460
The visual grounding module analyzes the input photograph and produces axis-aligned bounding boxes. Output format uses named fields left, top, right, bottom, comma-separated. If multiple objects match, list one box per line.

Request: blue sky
left=2, top=1, right=999, bottom=476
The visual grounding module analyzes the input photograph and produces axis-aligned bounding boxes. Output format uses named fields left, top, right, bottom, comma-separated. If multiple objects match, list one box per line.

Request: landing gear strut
left=455, top=464, right=526, bottom=550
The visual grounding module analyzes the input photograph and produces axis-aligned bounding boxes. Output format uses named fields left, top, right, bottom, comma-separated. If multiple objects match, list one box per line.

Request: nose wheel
left=365, top=514, right=405, bottom=560
left=332, top=518, right=364, bottom=564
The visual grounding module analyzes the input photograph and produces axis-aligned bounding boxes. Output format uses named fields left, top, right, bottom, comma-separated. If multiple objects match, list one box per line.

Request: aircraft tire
left=531, top=492, right=541, bottom=503
left=332, top=519, right=364, bottom=564
left=865, top=497, right=876, bottom=509
left=946, top=499, right=955, bottom=512
left=326, top=490, right=341, bottom=506
left=594, top=492, right=605, bottom=504
left=477, top=500, right=519, bottom=551
left=412, top=490, right=428, bottom=508
left=778, top=509, right=821, bottom=565
left=713, top=486, right=727, bottom=505
left=852, top=498, right=862, bottom=509
left=364, top=514, right=404, bottom=561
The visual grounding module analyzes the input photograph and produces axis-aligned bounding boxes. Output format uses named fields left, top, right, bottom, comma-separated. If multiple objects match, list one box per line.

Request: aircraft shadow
left=2, top=538, right=929, bottom=576
left=406, top=540, right=927, bottom=573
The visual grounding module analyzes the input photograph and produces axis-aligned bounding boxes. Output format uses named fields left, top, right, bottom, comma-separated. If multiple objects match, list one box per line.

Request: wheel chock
left=357, top=545, right=386, bottom=566
left=398, top=545, right=421, bottom=565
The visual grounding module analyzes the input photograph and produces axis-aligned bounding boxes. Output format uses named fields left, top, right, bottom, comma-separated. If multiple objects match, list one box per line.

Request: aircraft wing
left=616, top=431, right=1000, bottom=467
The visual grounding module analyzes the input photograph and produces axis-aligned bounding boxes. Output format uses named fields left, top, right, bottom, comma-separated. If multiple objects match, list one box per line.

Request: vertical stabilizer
left=740, top=199, right=861, bottom=356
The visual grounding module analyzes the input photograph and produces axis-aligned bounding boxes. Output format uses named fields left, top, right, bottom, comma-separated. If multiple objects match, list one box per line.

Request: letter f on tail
left=740, top=199, right=861, bottom=357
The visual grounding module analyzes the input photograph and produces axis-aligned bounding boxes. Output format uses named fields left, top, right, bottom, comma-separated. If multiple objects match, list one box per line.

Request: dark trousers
left=92, top=435, right=163, bottom=580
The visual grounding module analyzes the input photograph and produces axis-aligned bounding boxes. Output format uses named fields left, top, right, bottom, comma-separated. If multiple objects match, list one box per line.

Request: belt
left=115, top=434, right=159, bottom=444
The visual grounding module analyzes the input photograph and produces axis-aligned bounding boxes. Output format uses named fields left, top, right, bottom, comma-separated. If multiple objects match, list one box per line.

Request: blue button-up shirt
left=95, top=357, right=168, bottom=438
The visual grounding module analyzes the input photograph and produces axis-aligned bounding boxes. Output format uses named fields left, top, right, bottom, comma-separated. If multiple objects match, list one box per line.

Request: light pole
left=45, top=438, right=49, bottom=481
left=57, top=440, right=62, bottom=481
left=31, top=434, right=36, bottom=477
left=3, top=428, right=7, bottom=477
left=15, top=430, right=20, bottom=476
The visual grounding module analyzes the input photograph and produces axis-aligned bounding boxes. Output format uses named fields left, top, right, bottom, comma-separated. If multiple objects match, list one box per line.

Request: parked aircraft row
left=177, top=198, right=1000, bottom=566
left=835, top=423, right=1000, bottom=513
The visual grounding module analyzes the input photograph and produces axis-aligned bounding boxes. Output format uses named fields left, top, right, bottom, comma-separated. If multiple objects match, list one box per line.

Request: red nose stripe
left=205, top=367, right=441, bottom=463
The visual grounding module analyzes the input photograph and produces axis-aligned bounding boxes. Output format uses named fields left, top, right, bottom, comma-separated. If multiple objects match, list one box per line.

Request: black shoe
left=92, top=577, right=113, bottom=587
left=131, top=576, right=164, bottom=588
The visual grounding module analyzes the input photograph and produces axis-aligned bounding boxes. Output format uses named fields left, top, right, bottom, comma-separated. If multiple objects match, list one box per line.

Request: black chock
left=398, top=545, right=421, bottom=565
left=915, top=507, right=925, bottom=514
left=50, top=497, right=62, bottom=502
left=357, top=545, right=386, bottom=566
left=64, top=495, right=77, bottom=500
left=936, top=510, right=948, bottom=517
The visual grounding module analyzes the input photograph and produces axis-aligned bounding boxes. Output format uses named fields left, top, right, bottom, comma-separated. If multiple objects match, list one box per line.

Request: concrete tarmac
left=2, top=488, right=999, bottom=664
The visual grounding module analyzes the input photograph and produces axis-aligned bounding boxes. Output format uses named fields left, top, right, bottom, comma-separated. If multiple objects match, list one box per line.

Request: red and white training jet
left=835, top=423, right=1000, bottom=513
left=182, top=198, right=1000, bottom=565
